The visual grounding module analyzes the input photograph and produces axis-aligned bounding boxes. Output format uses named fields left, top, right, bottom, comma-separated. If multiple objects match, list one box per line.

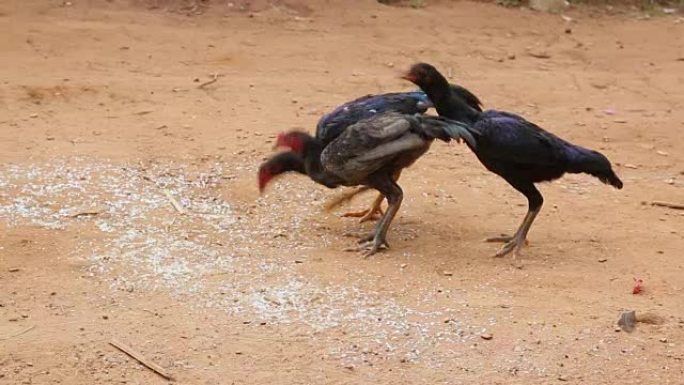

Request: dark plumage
left=259, top=112, right=475, bottom=256
left=403, top=63, right=623, bottom=257
left=314, top=86, right=482, bottom=221
left=316, top=87, right=482, bottom=145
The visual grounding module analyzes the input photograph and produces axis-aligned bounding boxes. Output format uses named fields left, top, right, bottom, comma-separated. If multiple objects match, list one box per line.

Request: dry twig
left=650, top=201, right=684, bottom=210
left=110, top=339, right=174, bottom=381
left=197, top=73, right=219, bottom=89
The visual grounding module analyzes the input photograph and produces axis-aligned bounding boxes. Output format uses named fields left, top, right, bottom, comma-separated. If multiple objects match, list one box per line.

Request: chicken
left=258, top=112, right=475, bottom=256
left=315, top=87, right=483, bottom=222
left=403, top=62, right=623, bottom=258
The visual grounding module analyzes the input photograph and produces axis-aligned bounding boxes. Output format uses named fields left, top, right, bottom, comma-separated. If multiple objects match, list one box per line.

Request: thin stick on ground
left=650, top=201, right=684, bottom=210
left=163, top=189, right=185, bottom=214
left=0, top=325, right=35, bottom=341
left=109, top=339, right=174, bottom=381
left=197, top=73, right=219, bottom=89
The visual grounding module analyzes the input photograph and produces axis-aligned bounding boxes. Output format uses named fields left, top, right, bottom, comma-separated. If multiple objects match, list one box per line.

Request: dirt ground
left=1, top=0, right=683, bottom=384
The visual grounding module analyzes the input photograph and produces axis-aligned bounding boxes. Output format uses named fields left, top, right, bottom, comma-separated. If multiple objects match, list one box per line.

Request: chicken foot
left=493, top=182, right=543, bottom=258
left=357, top=175, right=403, bottom=258
left=342, top=193, right=384, bottom=222
left=494, top=207, right=540, bottom=258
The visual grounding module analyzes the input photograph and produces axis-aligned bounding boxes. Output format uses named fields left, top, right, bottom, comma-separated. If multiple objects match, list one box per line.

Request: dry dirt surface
left=1, top=0, right=683, bottom=384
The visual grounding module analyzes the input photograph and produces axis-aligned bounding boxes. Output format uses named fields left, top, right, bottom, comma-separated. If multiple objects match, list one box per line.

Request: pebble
left=8, top=268, right=20, bottom=273
left=598, top=258, right=608, bottom=263
left=480, top=333, right=493, bottom=340
left=659, top=337, right=668, bottom=343
left=618, top=310, right=636, bottom=332
left=442, top=271, right=454, bottom=276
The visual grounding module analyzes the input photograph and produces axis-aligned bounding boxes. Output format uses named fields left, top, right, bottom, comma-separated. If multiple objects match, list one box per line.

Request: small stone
left=8, top=317, right=19, bottom=322
left=442, top=271, right=454, bottom=276
left=400, top=263, right=408, bottom=269
left=481, top=333, right=493, bottom=340
left=618, top=310, right=636, bottom=332
left=102, top=315, right=109, bottom=320
left=8, top=268, right=20, bottom=272
left=558, top=375, right=569, bottom=381
left=659, top=337, right=668, bottom=343
left=21, top=313, right=29, bottom=318
left=30, top=113, right=38, bottom=118
left=598, top=258, right=608, bottom=263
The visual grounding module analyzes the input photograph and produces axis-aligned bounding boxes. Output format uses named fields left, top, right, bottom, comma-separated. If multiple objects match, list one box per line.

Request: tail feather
left=416, top=116, right=478, bottom=148
left=568, top=149, right=623, bottom=189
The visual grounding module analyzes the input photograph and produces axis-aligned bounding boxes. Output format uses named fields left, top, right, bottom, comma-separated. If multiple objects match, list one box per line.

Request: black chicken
left=258, top=112, right=476, bottom=256
left=402, top=63, right=623, bottom=258
left=313, top=87, right=483, bottom=222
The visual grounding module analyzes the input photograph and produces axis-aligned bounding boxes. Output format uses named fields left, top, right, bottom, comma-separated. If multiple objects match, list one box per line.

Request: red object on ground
left=632, top=278, right=644, bottom=294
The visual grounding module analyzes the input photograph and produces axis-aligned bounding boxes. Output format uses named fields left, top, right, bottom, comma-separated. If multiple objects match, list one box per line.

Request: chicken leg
left=342, top=169, right=401, bottom=223
left=493, top=181, right=543, bottom=258
left=341, top=193, right=384, bottom=222
left=357, top=174, right=403, bottom=257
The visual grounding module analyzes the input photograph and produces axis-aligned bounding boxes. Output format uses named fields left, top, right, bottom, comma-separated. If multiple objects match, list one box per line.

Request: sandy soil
left=1, top=1, right=683, bottom=384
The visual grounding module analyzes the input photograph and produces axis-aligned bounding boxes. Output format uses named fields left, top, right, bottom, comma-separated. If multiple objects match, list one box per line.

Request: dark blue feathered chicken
left=269, top=87, right=483, bottom=222
left=403, top=63, right=623, bottom=258
left=259, top=112, right=476, bottom=256
left=316, top=87, right=481, bottom=145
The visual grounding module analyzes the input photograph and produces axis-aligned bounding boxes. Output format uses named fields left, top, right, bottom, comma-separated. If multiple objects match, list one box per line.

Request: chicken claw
left=493, top=235, right=526, bottom=258
left=353, top=234, right=390, bottom=257
left=342, top=207, right=383, bottom=223
left=341, top=193, right=384, bottom=223
left=486, top=234, right=529, bottom=245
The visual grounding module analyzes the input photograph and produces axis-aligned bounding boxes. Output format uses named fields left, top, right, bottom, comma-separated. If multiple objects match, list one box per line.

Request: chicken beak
left=400, top=73, right=417, bottom=83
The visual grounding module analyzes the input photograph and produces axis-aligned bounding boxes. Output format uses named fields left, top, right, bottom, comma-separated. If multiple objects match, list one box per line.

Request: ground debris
left=110, top=339, right=174, bottom=381
left=618, top=310, right=636, bottom=332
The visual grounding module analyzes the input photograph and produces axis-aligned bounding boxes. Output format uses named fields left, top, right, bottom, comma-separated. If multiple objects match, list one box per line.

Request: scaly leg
left=341, top=170, right=401, bottom=223
left=493, top=207, right=540, bottom=258
left=493, top=181, right=543, bottom=259
left=324, top=186, right=371, bottom=212
left=358, top=174, right=403, bottom=257
left=341, top=193, right=384, bottom=222
left=486, top=234, right=529, bottom=245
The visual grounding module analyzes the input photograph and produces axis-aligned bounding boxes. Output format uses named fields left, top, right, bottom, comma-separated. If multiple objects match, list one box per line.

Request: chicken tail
left=415, top=116, right=478, bottom=148
left=567, top=149, right=623, bottom=189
